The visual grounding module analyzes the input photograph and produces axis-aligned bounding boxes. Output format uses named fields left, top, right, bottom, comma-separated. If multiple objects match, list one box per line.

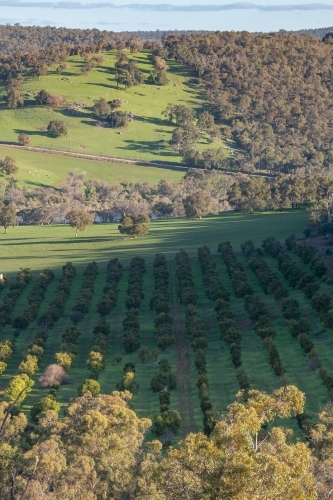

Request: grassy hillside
left=0, top=146, right=184, bottom=189
left=0, top=50, right=220, bottom=164
left=0, top=210, right=307, bottom=276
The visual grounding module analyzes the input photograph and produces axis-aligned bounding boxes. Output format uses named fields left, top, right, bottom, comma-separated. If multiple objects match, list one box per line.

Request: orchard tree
left=0, top=156, right=18, bottom=175
left=55, top=352, right=73, bottom=372
left=0, top=202, right=17, bottom=234
left=66, top=208, right=93, bottom=237
left=183, top=190, right=219, bottom=219
left=47, top=119, right=68, bottom=137
left=4, top=373, right=34, bottom=406
left=78, top=379, right=100, bottom=396
left=118, top=213, right=150, bottom=238
left=17, top=133, right=30, bottom=146
left=138, top=346, right=150, bottom=364
left=18, top=355, right=38, bottom=377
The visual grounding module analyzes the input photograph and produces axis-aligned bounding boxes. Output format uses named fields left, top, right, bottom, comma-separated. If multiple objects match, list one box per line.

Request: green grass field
left=0, top=210, right=307, bottom=276
left=0, top=145, right=184, bottom=189
left=0, top=211, right=330, bottom=440
left=0, top=50, right=220, bottom=165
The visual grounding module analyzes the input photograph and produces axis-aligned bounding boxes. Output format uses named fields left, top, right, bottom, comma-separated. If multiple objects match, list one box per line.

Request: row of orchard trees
left=2, top=384, right=333, bottom=499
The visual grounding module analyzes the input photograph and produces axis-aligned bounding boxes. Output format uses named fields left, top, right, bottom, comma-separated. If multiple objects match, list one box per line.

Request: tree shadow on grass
left=118, top=139, right=172, bottom=158
left=85, top=82, right=114, bottom=89
left=134, top=115, right=166, bottom=127
left=80, top=119, right=101, bottom=127
left=14, top=128, right=49, bottom=137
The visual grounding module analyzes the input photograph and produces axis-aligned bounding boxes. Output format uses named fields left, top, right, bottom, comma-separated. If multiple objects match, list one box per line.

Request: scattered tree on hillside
left=183, top=190, right=219, bottom=219
left=17, top=133, right=30, bottom=146
left=66, top=208, right=93, bottom=237
left=114, top=50, right=144, bottom=89
left=31, top=61, right=48, bottom=80
left=47, top=119, right=68, bottom=137
left=0, top=202, right=16, bottom=233
left=92, top=97, right=111, bottom=118
left=109, top=98, right=122, bottom=109
left=81, top=59, right=96, bottom=75
left=35, top=89, right=50, bottom=105
left=118, top=213, right=150, bottom=238
left=162, top=103, right=196, bottom=126
left=106, top=110, right=132, bottom=128
left=56, top=63, right=68, bottom=75
left=197, top=111, right=215, bottom=132
left=0, top=156, right=18, bottom=175
left=6, top=77, right=24, bottom=109
left=149, top=70, right=169, bottom=85
left=46, top=93, right=64, bottom=108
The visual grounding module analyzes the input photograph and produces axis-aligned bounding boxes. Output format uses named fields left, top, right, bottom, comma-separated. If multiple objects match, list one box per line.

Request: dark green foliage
left=87, top=319, right=110, bottom=379
left=151, top=409, right=181, bottom=436
left=151, top=358, right=177, bottom=392
left=72, top=261, right=98, bottom=315
left=13, top=268, right=54, bottom=330
left=96, top=259, right=122, bottom=315
left=38, top=262, right=76, bottom=328
left=122, top=257, right=145, bottom=353
left=150, top=254, right=175, bottom=350
left=0, top=268, right=32, bottom=329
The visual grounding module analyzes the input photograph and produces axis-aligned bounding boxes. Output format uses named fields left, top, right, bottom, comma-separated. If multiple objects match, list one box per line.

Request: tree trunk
left=75, top=228, right=78, bottom=237
left=4, top=226, right=8, bottom=234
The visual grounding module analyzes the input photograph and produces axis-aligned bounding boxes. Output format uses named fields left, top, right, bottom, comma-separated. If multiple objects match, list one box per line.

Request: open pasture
left=0, top=210, right=307, bottom=276
left=0, top=50, right=219, bottom=164
left=0, top=145, right=184, bottom=189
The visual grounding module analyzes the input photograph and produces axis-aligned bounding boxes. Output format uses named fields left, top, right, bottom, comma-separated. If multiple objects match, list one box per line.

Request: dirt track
left=169, top=264, right=197, bottom=435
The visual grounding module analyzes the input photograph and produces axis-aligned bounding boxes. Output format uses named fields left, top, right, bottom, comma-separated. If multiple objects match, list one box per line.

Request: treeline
left=228, top=174, right=333, bottom=213
left=0, top=25, right=216, bottom=55
left=163, top=31, right=333, bottom=174
left=3, top=384, right=333, bottom=499
left=1, top=168, right=231, bottom=226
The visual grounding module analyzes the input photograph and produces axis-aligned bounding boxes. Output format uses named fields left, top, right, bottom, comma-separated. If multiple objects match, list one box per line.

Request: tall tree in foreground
left=66, top=208, right=93, bottom=237
left=159, top=386, right=316, bottom=500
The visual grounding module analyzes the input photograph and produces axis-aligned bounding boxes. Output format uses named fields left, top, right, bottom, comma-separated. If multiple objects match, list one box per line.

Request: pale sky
left=1, top=1, right=333, bottom=32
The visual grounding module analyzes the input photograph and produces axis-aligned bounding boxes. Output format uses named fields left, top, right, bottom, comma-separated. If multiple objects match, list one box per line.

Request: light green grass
left=0, top=210, right=307, bottom=276
left=0, top=51, right=217, bottom=164
left=0, top=146, right=184, bottom=189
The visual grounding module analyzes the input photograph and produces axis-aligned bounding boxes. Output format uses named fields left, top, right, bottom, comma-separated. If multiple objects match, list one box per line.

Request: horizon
left=1, top=1, right=333, bottom=32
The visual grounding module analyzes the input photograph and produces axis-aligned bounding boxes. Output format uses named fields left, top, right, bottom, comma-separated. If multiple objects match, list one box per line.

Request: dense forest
left=164, top=31, right=333, bottom=175
left=1, top=23, right=333, bottom=55
left=0, top=25, right=213, bottom=55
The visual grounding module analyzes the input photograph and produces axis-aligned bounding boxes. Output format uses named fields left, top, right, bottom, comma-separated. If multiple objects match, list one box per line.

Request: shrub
left=39, top=364, right=70, bottom=387
left=47, top=119, right=68, bottom=137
